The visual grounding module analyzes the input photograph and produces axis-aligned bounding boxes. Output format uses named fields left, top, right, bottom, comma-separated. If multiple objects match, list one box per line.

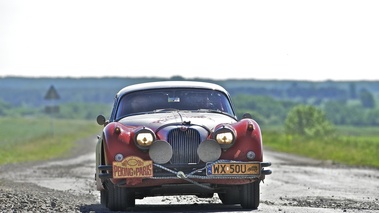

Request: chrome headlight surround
left=213, top=125, right=236, bottom=149
left=134, top=127, right=156, bottom=150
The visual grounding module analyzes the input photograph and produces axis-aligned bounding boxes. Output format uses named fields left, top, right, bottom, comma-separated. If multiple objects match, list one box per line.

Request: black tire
left=240, top=180, right=260, bottom=209
left=197, top=193, right=214, bottom=198
left=104, top=180, right=135, bottom=211
left=100, top=190, right=107, bottom=206
left=218, top=187, right=240, bottom=205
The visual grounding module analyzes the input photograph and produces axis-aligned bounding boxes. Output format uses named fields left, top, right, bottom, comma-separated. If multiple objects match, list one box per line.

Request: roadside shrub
left=284, top=105, right=335, bottom=138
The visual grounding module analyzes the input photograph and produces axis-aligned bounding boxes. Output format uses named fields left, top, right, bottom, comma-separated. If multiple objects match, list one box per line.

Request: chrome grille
left=167, top=128, right=201, bottom=164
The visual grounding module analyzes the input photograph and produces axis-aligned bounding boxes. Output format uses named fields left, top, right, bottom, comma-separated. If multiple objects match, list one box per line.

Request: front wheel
left=218, top=187, right=240, bottom=205
left=240, top=180, right=260, bottom=209
left=104, top=180, right=135, bottom=211
left=100, top=190, right=107, bottom=206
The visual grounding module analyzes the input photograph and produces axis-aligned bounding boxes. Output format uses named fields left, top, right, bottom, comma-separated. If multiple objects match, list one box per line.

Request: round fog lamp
left=149, top=140, right=172, bottom=164
left=197, top=140, right=221, bottom=162
left=115, top=153, right=124, bottom=162
left=246, top=151, right=256, bottom=160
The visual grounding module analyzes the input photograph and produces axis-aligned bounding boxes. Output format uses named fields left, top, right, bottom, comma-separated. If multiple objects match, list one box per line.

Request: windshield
left=115, top=88, right=234, bottom=120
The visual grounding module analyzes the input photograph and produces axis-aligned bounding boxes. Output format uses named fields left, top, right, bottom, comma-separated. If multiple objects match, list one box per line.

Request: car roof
left=116, top=81, right=230, bottom=98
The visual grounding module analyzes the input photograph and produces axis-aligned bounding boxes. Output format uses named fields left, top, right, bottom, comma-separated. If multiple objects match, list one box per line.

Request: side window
left=115, top=97, right=127, bottom=120
left=110, top=97, right=119, bottom=121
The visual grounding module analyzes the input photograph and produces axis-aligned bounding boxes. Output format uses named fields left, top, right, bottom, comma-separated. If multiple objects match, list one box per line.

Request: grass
left=262, top=125, right=379, bottom=168
left=0, top=116, right=101, bottom=165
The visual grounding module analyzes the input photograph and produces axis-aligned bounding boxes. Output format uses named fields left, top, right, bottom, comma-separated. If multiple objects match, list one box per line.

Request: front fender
left=220, top=118, right=263, bottom=161
left=99, top=122, right=151, bottom=185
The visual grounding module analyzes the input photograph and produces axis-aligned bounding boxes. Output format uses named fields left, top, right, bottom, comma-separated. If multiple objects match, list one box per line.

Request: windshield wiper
left=153, top=108, right=179, bottom=112
left=197, top=109, right=223, bottom=113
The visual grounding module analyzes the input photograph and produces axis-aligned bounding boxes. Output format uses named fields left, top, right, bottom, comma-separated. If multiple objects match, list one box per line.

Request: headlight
left=136, top=133, right=154, bottom=146
left=134, top=127, right=156, bottom=150
left=213, top=125, right=236, bottom=149
left=216, top=132, right=233, bottom=144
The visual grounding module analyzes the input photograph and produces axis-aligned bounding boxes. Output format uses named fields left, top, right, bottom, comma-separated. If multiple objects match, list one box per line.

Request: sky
left=1, top=0, right=379, bottom=81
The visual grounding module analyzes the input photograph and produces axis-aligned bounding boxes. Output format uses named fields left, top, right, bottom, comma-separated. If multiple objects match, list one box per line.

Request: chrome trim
left=167, top=128, right=201, bottom=164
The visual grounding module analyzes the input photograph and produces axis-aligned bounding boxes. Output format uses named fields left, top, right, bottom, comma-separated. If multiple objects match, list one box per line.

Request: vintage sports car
left=95, top=81, right=271, bottom=211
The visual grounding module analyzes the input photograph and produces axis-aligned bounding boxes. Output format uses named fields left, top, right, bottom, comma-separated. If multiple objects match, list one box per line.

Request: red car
left=95, top=81, right=271, bottom=211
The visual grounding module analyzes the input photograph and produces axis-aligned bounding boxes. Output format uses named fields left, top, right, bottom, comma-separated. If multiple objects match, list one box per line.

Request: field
left=0, top=117, right=101, bottom=165
left=262, top=125, right=379, bottom=168
left=1, top=117, right=378, bottom=168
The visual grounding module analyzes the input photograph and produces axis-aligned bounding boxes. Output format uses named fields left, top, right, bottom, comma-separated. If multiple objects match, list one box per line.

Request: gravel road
left=0, top=136, right=378, bottom=213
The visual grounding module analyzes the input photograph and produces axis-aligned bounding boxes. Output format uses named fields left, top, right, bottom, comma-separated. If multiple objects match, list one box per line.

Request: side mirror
left=96, top=115, right=107, bottom=126
left=242, top=113, right=252, bottom=119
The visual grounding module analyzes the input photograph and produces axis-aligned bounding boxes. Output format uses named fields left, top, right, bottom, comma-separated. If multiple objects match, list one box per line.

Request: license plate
left=206, top=162, right=260, bottom=176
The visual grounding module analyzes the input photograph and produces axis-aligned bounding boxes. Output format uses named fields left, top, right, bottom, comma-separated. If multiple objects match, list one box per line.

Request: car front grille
left=167, top=128, right=201, bottom=164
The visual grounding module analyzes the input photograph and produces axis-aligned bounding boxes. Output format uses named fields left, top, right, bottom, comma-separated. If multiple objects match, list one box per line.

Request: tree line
left=0, top=77, right=378, bottom=126
left=233, top=94, right=379, bottom=126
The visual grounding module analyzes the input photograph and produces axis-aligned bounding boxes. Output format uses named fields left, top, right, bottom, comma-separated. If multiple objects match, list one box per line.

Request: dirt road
left=0, top=136, right=378, bottom=212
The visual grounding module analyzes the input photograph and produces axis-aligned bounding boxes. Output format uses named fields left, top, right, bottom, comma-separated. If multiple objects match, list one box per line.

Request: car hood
left=118, top=111, right=237, bottom=131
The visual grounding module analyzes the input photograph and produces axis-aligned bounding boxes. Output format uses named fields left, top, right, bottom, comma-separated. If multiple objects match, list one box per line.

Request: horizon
left=2, top=74, right=379, bottom=83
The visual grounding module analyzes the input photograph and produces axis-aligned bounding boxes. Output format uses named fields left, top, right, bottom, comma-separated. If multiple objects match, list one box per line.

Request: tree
left=0, top=99, right=10, bottom=116
left=359, top=89, right=375, bottom=108
left=233, top=95, right=295, bottom=125
left=349, top=83, right=357, bottom=99
left=285, top=105, right=335, bottom=138
left=365, top=109, right=379, bottom=126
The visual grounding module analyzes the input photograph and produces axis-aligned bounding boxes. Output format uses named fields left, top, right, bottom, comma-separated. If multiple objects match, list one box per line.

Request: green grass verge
left=0, top=117, right=101, bottom=165
left=262, top=126, right=379, bottom=168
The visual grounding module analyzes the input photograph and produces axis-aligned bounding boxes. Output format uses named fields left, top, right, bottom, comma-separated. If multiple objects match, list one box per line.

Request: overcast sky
left=1, top=0, right=378, bottom=81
